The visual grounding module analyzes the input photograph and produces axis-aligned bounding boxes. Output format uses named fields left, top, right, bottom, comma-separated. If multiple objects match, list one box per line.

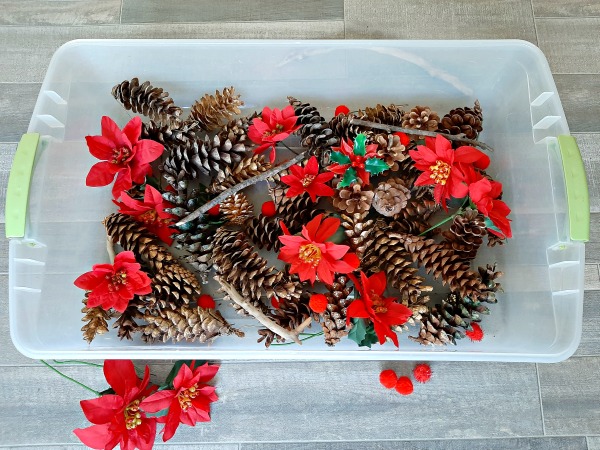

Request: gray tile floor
left=0, top=1, right=599, bottom=448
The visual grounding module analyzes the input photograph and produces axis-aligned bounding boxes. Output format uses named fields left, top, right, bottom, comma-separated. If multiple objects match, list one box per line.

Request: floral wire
left=40, top=360, right=101, bottom=397
left=52, top=359, right=104, bottom=368
left=270, top=331, right=324, bottom=346
left=279, top=141, right=301, bottom=156
left=418, top=197, right=470, bottom=236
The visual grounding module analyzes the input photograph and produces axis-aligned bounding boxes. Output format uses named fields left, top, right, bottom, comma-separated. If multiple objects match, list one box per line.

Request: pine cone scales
left=439, top=100, right=483, bottom=139
left=443, top=209, right=486, bottom=261
left=188, top=87, right=243, bottom=131
left=333, top=184, right=374, bottom=214
left=341, top=212, right=375, bottom=260
left=328, top=113, right=367, bottom=142
left=258, top=294, right=312, bottom=347
left=359, top=104, right=405, bottom=127
left=375, top=133, right=408, bottom=172
left=322, top=274, right=353, bottom=346
left=288, top=97, right=338, bottom=149
left=220, top=192, right=254, bottom=225
left=247, top=215, right=282, bottom=251
left=81, top=295, right=110, bottom=343
left=152, top=264, right=203, bottom=308
left=113, top=296, right=146, bottom=340
left=209, top=155, right=272, bottom=193
left=372, top=177, right=411, bottom=217
left=402, top=106, right=440, bottom=131
left=409, top=309, right=459, bottom=346
left=112, top=78, right=182, bottom=126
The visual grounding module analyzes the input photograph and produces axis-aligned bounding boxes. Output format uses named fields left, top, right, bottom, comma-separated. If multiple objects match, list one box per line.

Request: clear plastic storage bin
left=5, top=40, right=589, bottom=362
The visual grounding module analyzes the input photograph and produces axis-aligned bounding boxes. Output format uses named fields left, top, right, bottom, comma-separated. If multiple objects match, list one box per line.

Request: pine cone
left=113, top=296, right=146, bottom=340
left=151, top=263, right=203, bottom=309
left=401, top=106, right=440, bottom=131
left=188, top=87, right=243, bottom=131
left=392, top=232, right=485, bottom=300
left=81, top=295, right=110, bottom=343
left=258, top=293, right=312, bottom=347
left=321, top=274, right=353, bottom=346
left=246, top=215, right=282, bottom=251
left=112, top=78, right=182, bottom=127
left=220, top=192, right=254, bottom=225
left=141, top=304, right=244, bottom=343
left=333, top=183, right=374, bottom=214
left=359, top=104, right=405, bottom=127
left=487, top=231, right=505, bottom=247
left=341, top=212, right=375, bottom=260
left=288, top=96, right=339, bottom=150
left=217, top=117, right=252, bottom=147
left=375, top=133, right=408, bottom=172
left=479, top=263, right=503, bottom=303
left=409, top=309, right=460, bottom=346
left=372, top=177, right=411, bottom=217
left=329, top=113, right=369, bottom=142
left=442, top=208, right=486, bottom=261
left=393, top=196, right=438, bottom=235
left=439, top=100, right=483, bottom=139
left=209, top=154, right=272, bottom=193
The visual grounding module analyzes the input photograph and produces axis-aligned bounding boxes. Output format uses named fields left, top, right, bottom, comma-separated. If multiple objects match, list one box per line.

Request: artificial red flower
left=379, top=369, right=398, bottom=389
left=74, top=360, right=158, bottom=450
left=85, top=116, right=164, bottom=199
left=393, top=132, right=411, bottom=147
left=74, top=251, right=152, bottom=313
left=334, top=105, right=350, bottom=116
left=468, top=177, right=512, bottom=239
left=327, top=134, right=386, bottom=187
left=308, top=293, right=329, bottom=314
left=280, top=156, right=335, bottom=202
left=395, top=376, right=414, bottom=395
left=346, top=271, right=412, bottom=347
left=198, top=294, right=216, bottom=309
left=413, top=363, right=432, bottom=383
left=409, top=135, right=490, bottom=209
left=141, top=362, right=219, bottom=442
left=114, top=185, right=176, bottom=245
left=248, top=105, right=301, bottom=163
left=465, top=322, right=484, bottom=342
left=261, top=200, right=277, bottom=217
left=278, top=214, right=359, bottom=285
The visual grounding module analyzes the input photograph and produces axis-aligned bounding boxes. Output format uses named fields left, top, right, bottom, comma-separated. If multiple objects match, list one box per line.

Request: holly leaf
left=329, top=151, right=351, bottom=165
left=365, top=157, right=390, bottom=175
left=338, top=167, right=358, bottom=188
left=353, top=133, right=367, bottom=156
left=348, top=319, right=379, bottom=348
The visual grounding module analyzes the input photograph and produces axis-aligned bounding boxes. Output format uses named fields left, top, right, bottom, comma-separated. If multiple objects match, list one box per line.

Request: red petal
left=80, top=395, right=123, bottom=424
left=112, top=171, right=133, bottom=199
left=73, top=423, right=112, bottom=449
left=269, top=148, right=277, bottom=163
left=368, top=271, right=387, bottom=296
left=282, top=105, right=297, bottom=119
left=342, top=252, right=360, bottom=269
left=115, top=251, right=137, bottom=265
left=303, top=156, right=318, bottom=176
left=326, top=163, right=350, bottom=175
left=104, top=360, right=138, bottom=397
left=307, top=183, right=335, bottom=199
left=161, top=401, right=181, bottom=442
left=101, top=116, right=129, bottom=149
left=288, top=164, right=305, bottom=179
left=285, top=184, right=306, bottom=199
left=74, top=271, right=103, bottom=291
left=279, top=221, right=291, bottom=236
left=144, top=184, right=163, bottom=205
left=384, top=302, right=413, bottom=325
left=303, top=214, right=324, bottom=241
left=196, top=362, right=219, bottom=383
left=314, top=216, right=340, bottom=242
left=393, top=132, right=410, bottom=146
left=85, top=135, right=116, bottom=160
left=424, top=135, right=437, bottom=150
left=454, top=145, right=490, bottom=169
left=135, top=140, right=164, bottom=164
left=323, top=242, right=349, bottom=260
left=373, top=320, right=397, bottom=346
left=86, top=162, right=117, bottom=187
left=346, top=300, right=370, bottom=323
left=313, top=172, right=335, bottom=183
left=278, top=234, right=305, bottom=248
left=122, top=116, right=142, bottom=147
left=316, top=259, right=335, bottom=286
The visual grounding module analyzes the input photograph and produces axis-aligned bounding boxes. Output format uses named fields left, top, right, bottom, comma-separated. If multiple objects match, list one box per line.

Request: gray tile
left=532, top=0, right=600, bottom=17
left=556, top=75, right=600, bottom=133
left=537, top=18, right=600, bottom=73
left=576, top=134, right=600, bottom=213
left=585, top=264, right=600, bottom=290
left=587, top=213, right=600, bottom=264
left=575, top=291, right=600, bottom=357
left=0, top=84, right=40, bottom=141
left=538, top=356, right=600, bottom=435
left=0, top=0, right=121, bottom=25
left=0, top=143, right=17, bottom=223
left=345, top=0, right=537, bottom=42
left=122, top=0, right=344, bottom=23
left=588, top=436, right=600, bottom=450
left=241, top=437, right=588, bottom=450
left=4, top=446, right=238, bottom=450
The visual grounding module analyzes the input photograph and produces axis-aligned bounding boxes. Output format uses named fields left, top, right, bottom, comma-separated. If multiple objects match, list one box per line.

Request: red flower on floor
left=248, top=105, right=301, bottom=163
left=74, top=360, right=158, bottom=450
left=115, top=185, right=176, bottom=245
left=409, top=135, right=490, bottom=209
left=468, top=177, right=512, bottom=239
left=346, top=271, right=412, bottom=347
left=280, top=156, right=335, bottom=202
left=141, top=362, right=219, bottom=442
left=74, top=251, right=152, bottom=313
left=278, top=214, right=359, bottom=285
left=85, top=116, right=164, bottom=199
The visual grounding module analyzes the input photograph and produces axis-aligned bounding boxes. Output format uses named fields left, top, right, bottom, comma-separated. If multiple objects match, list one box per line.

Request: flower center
left=351, top=155, right=365, bottom=169
left=301, top=174, right=315, bottom=187
left=111, top=146, right=132, bottom=165
left=371, top=293, right=388, bottom=314
left=263, top=124, right=285, bottom=138
left=429, top=160, right=451, bottom=185
left=124, top=399, right=142, bottom=430
left=298, top=243, right=322, bottom=267
left=178, top=383, right=200, bottom=411
left=106, top=269, right=127, bottom=292
left=138, top=209, right=158, bottom=225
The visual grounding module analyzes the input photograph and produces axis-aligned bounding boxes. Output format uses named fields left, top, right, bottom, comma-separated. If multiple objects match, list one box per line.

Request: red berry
left=393, top=132, right=410, bottom=147
left=207, top=204, right=220, bottom=216
left=465, top=323, right=484, bottom=342
left=261, top=200, right=277, bottom=217
left=308, top=294, right=328, bottom=314
left=413, top=363, right=432, bottom=383
left=395, top=376, right=414, bottom=395
left=271, top=296, right=280, bottom=309
left=379, top=369, right=398, bottom=389
left=334, top=105, right=350, bottom=116
left=198, top=294, right=216, bottom=309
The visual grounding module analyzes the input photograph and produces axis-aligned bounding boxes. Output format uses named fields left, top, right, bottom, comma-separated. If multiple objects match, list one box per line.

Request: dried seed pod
left=372, top=177, right=411, bottom=217
left=401, top=105, right=440, bottom=131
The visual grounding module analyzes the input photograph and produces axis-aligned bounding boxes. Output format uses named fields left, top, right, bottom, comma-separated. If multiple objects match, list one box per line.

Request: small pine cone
left=322, top=274, right=354, bottom=346
left=487, top=231, right=505, bottom=247
left=113, top=296, right=146, bottom=340
left=188, top=87, right=243, bottom=131
left=247, top=215, right=282, bottom=251
left=81, top=294, right=110, bottom=343
left=341, top=212, right=375, bottom=260
left=478, top=263, right=503, bottom=303
left=288, top=96, right=339, bottom=150
left=152, top=263, right=203, bottom=310
left=328, top=113, right=368, bottom=142
left=359, top=104, right=405, bottom=127
left=392, top=232, right=486, bottom=300
left=217, top=117, right=252, bottom=147
left=439, top=100, right=483, bottom=139
left=220, top=192, right=254, bottom=225
left=401, top=106, right=440, bottom=131
left=409, top=309, right=460, bottom=346
left=104, top=213, right=173, bottom=272
left=141, top=304, right=243, bottom=344
left=333, top=183, right=374, bottom=214
left=375, top=133, right=408, bottom=172
left=112, top=78, right=182, bottom=127
left=396, top=157, right=421, bottom=185
left=209, top=154, right=272, bottom=193
left=258, top=294, right=312, bottom=347
left=442, top=208, right=486, bottom=261
left=372, top=177, right=411, bottom=217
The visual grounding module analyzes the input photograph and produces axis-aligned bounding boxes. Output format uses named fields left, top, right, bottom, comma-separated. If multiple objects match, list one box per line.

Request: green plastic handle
left=558, top=135, right=590, bottom=242
left=5, top=133, right=40, bottom=238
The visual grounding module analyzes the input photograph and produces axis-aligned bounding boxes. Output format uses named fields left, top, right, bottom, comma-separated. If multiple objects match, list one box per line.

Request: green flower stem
left=52, top=360, right=103, bottom=368
left=418, top=198, right=470, bottom=236
left=270, top=332, right=324, bottom=346
left=40, top=360, right=101, bottom=397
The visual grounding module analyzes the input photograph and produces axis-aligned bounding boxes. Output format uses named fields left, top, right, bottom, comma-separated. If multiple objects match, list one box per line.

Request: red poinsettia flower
left=74, top=360, right=158, bottom=450
left=278, top=214, right=359, bottom=285
left=248, top=105, right=301, bottom=163
left=346, top=271, right=412, bottom=347
left=114, top=185, right=176, bottom=245
left=141, top=362, right=219, bottom=442
left=85, top=116, right=164, bottom=199
left=468, top=177, right=512, bottom=239
left=280, top=156, right=335, bottom=202
left=74, top=251, right=152, bottom=313
left=327, top=135, right=382, bottom=186
left=409, top=135, right=490, bottom=209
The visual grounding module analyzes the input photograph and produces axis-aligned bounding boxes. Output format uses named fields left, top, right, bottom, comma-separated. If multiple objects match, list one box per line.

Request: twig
left=349, top=118, right=495, bottom=153
left=215, top=276, right=303, bottom=345
left=106, top=235, right=115, bottom=264
left=295, top=317, right=313, bottom=334
left=176, top=151, right=308, bottom=227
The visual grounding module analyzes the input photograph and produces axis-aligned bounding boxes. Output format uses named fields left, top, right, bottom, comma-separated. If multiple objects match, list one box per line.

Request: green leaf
left=163, top=360, right=199, bottom=389
left=348, top=319, right=379, bottom=348
left=338, top=167, right=358, bottom=188
left=330, top=151, right=351, bottom=165
left=484, top=217, right=503, bottom=235
left=146, top=408, right=169, bottom=418
left=98, top=387, right=115, bottom=396
left=365, top=157, right=390, bottom=175
left=353, top=133, right=367, bottom=156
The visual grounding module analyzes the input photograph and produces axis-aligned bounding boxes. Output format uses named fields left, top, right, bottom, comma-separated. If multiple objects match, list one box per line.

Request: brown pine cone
left=258, top=293, right=312, bottom=347
left=328, top=113, right=370, bottom=142
left=359, top=104, right=405, bottom=127
left=288, top=96, right=339, bottom=150
left=113, top=296, right=146, bottom=340
left=217, top=117, right=252, bottom=147
left=375, top=133, right=408, bottom=172
left=333, top=184, right=374, bottom=214
left=478, top=263, right=503, bottom=303
left=188, top=87, right=243, bottom=131
left=442, top=208, right=486, bottom=261
left=81, top=294, right=110, bottom=343
left=401, top=106, right=440, bottom=132
left=209, top=154, right=272, bottom=193
left=487, top=230, right=506, bottom=247
left=439, top=100, right=483, bottom=139
left=321, top=274, right=353, bottom=346
left=393, top=196, right=438, bottom=235
left=151, top=263, right=204, bottom=309
left=112, top=78, right=182, bottom=127
left=220, top=192, right=254, bottom=225
left=372, top=177, right=411, bottom=217
left=246, top=215, right=282, bottom=251
left=341, top=212, right=375, bottom=260
left=277, top=192, right=323, bottom=234
left=409, top=309, right=459, bottom=346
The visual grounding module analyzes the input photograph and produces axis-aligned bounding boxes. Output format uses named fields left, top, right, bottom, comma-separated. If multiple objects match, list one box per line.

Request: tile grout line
left=587, top=436, right=591, bottom=450
left=119, top=0, right=124, bottom=25
left=529, top=0, right=540, bottom=46
left=535, top=363, right=547, bottom=436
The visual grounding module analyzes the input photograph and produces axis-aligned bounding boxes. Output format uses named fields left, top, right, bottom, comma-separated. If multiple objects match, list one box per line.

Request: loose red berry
left=207, top=204, right=220, bottom=216
left=465, top=323, right=484, bottom=342
left=261, top=200, right=277, bottom=217
left=198, top=294, right=216, bottom=309
left=413, top=363, right=432, bottom=383
left=308, top=294, right=328, bottom=314
left=334, top=105, right=350, bottom=116
left=379, top=369, right=398, bottom=389
left=395, top=376, right=414, bottom=395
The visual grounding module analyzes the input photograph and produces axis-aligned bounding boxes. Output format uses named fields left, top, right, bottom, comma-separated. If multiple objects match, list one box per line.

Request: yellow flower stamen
left=178, top=383, right=200, bottom=411
left=124, top=400, right=142, bottom=430
left=429, top=159, right=451, bottom=185
left=298, top=243, right=322, bottom=267
left=371, top=293, right=388, bottom=314
left=301, top=174, right=315, bottom=187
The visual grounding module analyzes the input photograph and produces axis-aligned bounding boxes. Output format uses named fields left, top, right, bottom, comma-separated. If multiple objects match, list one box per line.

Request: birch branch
left=106, top=235, right=115, bottom=264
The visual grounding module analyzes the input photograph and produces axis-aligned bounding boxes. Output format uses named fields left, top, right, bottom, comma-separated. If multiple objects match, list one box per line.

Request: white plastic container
left=6, top=40, right=589, bottom=362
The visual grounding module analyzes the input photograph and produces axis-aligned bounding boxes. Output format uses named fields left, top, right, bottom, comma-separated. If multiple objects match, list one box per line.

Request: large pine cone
left=401, top=105, right=440, bottom=131
left=329, top=113, right=368, bottom=142
left=442, top=208, right=486, bottom=261
left=220, top=192, right=254, bottom=225
left=188, top=87, right=243, bottom=131
left=372, top=177, right=411, bottom=217
left=333, top=183, right=374, bottom=214
left=321, top=274, right=353, bottom=346
left=438, top=100, right=483, bottom=139
left=288, top=96, right=339, bottom=150
left=341, top=212, right=375, bottom=260
left=359, top=104, right=405, bottom=127
left=410, top=309, right=460, bottom=346
left=112, top=78, right=182, bottom=127
left=209, top=154, right=272, bottom=193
